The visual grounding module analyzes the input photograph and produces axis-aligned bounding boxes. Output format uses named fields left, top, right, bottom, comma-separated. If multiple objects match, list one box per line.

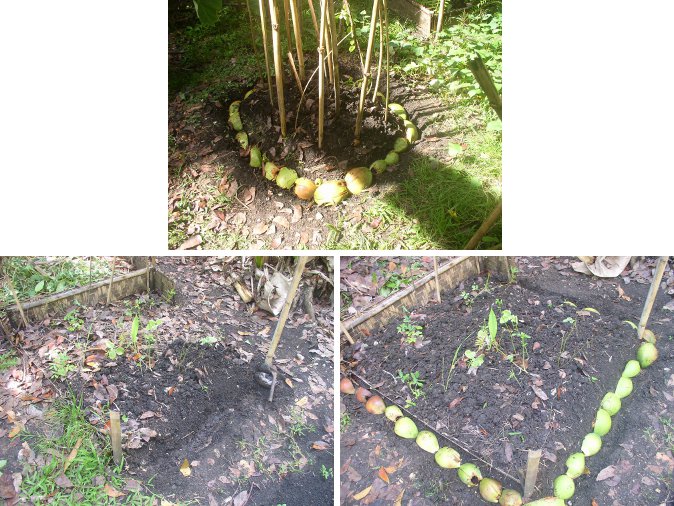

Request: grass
left=21, top=397, right=159, bottom=505
left=0, top=350, right=20, bottom=372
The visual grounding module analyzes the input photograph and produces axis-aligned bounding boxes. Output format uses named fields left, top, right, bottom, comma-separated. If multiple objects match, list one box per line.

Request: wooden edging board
left=342, top=256, right=514, bottom=339
left=388, top=0, right=437, bottom=36
left=2, top=267, right=176, bottom=328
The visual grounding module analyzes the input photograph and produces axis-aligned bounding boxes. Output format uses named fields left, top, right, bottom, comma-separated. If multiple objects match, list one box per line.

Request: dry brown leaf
left=63, top=438, right=83, bottom=472
left=178, top=235, right=202, bottom=250
left=140, top=411, right=156, bottom=420
left=394, top=488, right=405, bottom=506
left=285, top=378, right=294, bottom=388
left=8, top=423, right=22, bottom=438
left=291, top=204, right=302, bottom=223
left=180, top=459, right=191, bottom=477
left=54, top=473, right=74, bottom=488
left=312, top=441, right=330, bottom=450
left=103, top=483, right=126, bottom=498
left=273, top=216, right=290, bottom=229
left=241, top=186, right=256, bottom=204
left=384, top=465, right=397, bottom=474
left=448, top=397, right=464, bottom=409
left=378, top=467, right=390, bottom=484
left=233, top=490, right=249, bottom=506
left=596, top=465, right=616, bottom=481
left=270, top=236, right=283, bottom=249
left=531, top=385, right=548, bottom=401
left=252, top=223, right=269, bottom=235
left=295, top=396, right=308, bottom=407
left=353, top=485, right=372, bottom=500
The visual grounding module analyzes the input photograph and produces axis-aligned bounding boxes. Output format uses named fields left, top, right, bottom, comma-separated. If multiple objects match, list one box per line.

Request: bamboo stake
left=433, top=257, right=441, bottom=303
left=269, top=0, right=287, bottom=137
left=468, top=54, right=502, bottom=119
left=324, top=12, right=334, bottom=85
left=287, top=52, right=303, bottom=94
left=464, top=199, right=502, bottom=250
left=354, top=0, right=380, bottom=141
left=289, top=0, right=305, bottom=80
left=106, top=257, right=117, bottom=306
left=283, top=0, right=293, bottom=46
left=383, top=0, right=390, bottom=120
left=110, top=411, right=122, bottom=465
left=245, top=0, right=259, bottom=55
left=341, top=321, right=355, bottom=345
left=372, top=2, right=384, bottom=103
left=317, top=0, right=327, bottom=148
left=258, top=0, right=275, bottom=106
left=342, top=0, right=363, bottom=68
left=327, top=0, right=340, bottom=114
left=265, top=256, right=308, bottom=366
left=435, top=0, right=446, bottom=39
left=637, top=256, right=669, bottom=339
left=6, top=276, right=28, bottom=328
left=307, top=0, right=319, bottom=38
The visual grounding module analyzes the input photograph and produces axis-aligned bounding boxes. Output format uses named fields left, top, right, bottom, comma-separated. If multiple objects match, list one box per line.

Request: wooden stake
left=341, top=321, right=355, bottom=345
left=523, top=449, right=542, bottom=500
left=327, top=0, right=340, bottom=114
left=269, top=0, right=287, bottom=137
left=372, top=2, right=384, bottom=103
left=110, top=411, right=122, bottom=465
left=6, top=276, right=28, bottom=328
left=245, top=0, right=259, bottom=55
left=265, top=256, right=308, bottom=366
left=464, top=199, right=502, bottom=250
left=289, top=0, right=305, bottom=80
left=307, top=0, right=319, bottom=38
left=354, top=0, right=380, bottom=141
left=435, top=0, right=445, bottom=39
left=287, top=52, right=303, bottom=94
left=106, top=257, right=117, bottom=306
left=317, top=0, right=327, bottom=148
left=258, top=0, right=275, bottom=106
left=383, top=0, right=390, bottom=121
left=638, top=256, right=669, bottom=339
left=468, top=54, right=502, bottom=119
left=283, top=0, right=293, bottom=47
left=433, top=257, right=441, bottom=303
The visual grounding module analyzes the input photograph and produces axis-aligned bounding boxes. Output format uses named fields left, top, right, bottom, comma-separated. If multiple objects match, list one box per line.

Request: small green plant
left=200, top=336, right=219, bottom=346
left=320, top=464, right=333, bottom=480
left=464, top=349, right=484, bottom=370
left=340, top=412, right=351, bottom=429
left=288, top=407, right=316, bottom=437
left=397, top=315, right=424, bottom=344
left=64, top=307, right=84, bottom=332
left=398, top=370, right=425, bottom=401
left=162, top=288, right=176, bottom=303
left=508, top=266, right=519, bottom=283
left=106, top=341, right=125, bottom=360
left=0, top=350, right=20, bottom=372
left=50, top=351, right=76, bottom=379
left=559, top=316, right=577, bottom=365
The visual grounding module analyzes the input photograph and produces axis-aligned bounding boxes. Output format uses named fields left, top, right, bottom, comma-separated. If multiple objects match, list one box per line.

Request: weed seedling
left=50, top=351, right=75, bottom=379
left=340, top=412, right=351, bottom=429
left=397, top=314, right=424, bottom=345
left=64, top=307, right=84, bottom=332
left=321, top=465, right=333, bottom=480
left=398, top=370, right=425, bottom=399
left=0, top=350, right=20, bottom=372
left=199, top=336, right=219, bottom=346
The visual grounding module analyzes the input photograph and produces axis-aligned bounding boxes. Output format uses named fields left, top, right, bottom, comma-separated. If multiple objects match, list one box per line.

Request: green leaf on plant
left=486, top=119, right=502, bottom=131
left=582, top=307, right=600, bottom=315
left=622, top=320, right=638, bottom=330
left=200, top=336, right=218, bottom=345
left=131, top=317, right=140, bottom=343
left=488, top=308, right=497, bottom=340
left=447, top=143, right=463, bottom=156
left=35, top=280, right=44, bottom=293
left=192, top=0, right=222, bottom=25
left=0, top=459, right=7, bottom=470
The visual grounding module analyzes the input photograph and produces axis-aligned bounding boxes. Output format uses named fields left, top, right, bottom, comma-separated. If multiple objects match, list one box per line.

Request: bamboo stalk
left=464, top=199, right=502, bottom=250
left=341, top=321, right=355, bottom=345
left=307, top=0, right=319, bottom=38
left=283, top=0, right=292, bottom=45
left=287, top=52, right=303, bottom=94
left=245, top=0, right=259, bottom=55
left=265, top=257, right=308, bottom=366
left=383, top=0, right=390, bottom=121
left=110, top=411, right=122, bottom=465
left=354, top=0, right=380, bottom=141
left=269, top=0, right=287, bottom=137
left=324, top=12, right=334, bottom=85
left=327, top=0, right=340, bottom=114
left=6, top=276, right=28, bottom=328
left=637, top=256, right=669, bottom=339
left=317, top=0, right=327, bottom=148
left=258, top=0, right=275, bottom=106
left=372, top=2, right=384, bottom=103
left=435, top=0, right=446, bottom=39
left=106, top=257, right=117, bottom=306
left=289, top=0, right=305, bottom=80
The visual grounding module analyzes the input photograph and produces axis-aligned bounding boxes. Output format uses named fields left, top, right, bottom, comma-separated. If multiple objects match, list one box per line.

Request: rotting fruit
left=615, top=376, right=633, bottom=399
left=313, top=180, right=350, bottom=206
left=370, top=159, right=387, bottom=174
left=581, top=432, right=602, bottom=456
left=592, top=408, right=612, bottom=436
left=522, top=497, right=565, bottom=506
left=344, top=167, right=373, bottom=195
left=622, top=359, right=641, bottom=378
left=249, top=146, right=262, bottom=168
left=394, top=417, right=418, bottom=439
left=365, top=395, right=385, bottom=415
left=637, top=342, right=658, bottom=368
left=642, top=329, right=657, bottom=344
left=434, top=446, right=461, bottom=469
left=600, top=392, right=621, bottom=416
left=565, top=452, right=585, bottom=479
left=355, top=386, right=371, bottom=403
left=294, top=177, right=316, bottom=200
left=498, top=489, right=523, bottom=506
left=479, top=477, right=503, bottom=503
left=340, top=377, right=355, bottom=394
left=235, top=131, right=248, bottom=150
left=264, top=161, right=279, bottom=181
left=384, top=405, right=403, bottom=422
left=415, top=430, right=439, bottom=454
left=552, top=474, right=575, bottom=500
left=393, top=137, right=410, bottom=153
left=457, top=462, right=482, bottom=487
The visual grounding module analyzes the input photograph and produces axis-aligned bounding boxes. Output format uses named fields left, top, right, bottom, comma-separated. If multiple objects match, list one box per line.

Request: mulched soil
left=0, top=257, right=334, bottom=505
left=168, top=54, right=469, bottom=250
left=340, top=256, right=674, bottom=505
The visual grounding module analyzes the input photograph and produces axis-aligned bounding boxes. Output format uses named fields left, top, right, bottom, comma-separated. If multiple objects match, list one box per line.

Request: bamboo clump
left=354, top=0, right=382, bottom=142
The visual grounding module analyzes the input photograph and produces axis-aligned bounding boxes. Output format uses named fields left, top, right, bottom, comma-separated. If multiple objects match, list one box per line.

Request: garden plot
left=1, top=257, right=334, bottom=505
left=341, top=257, right=674, bottom=505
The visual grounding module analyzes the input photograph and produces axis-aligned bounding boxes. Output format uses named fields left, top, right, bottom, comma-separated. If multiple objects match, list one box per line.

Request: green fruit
left=384, top=405, right=403, bottom=422
left=393, top=137, right=410, bottom=153
left=229, top=100, right=241, bottom=115
left=385, top=151, right=400, bottom=166
left=264, top=161, right=279, bottom=181
left=642, top=329, right=657, bottom=343
left=388, top=103, right=407, bottom=119
left=479, top=477, right=502, bottom=503
left=499, top=489, right=523, bottom=506
left=393, top=417, right=418, bottom=439
left=522, top=498, right=564, bottom=506
left=313, top=180, right=350, bottom=206
left=457, top=463, right=482, bottom=487
left=344, top=167, right=373, bottom=195
left=434, top=446, right=461, bottom=469
left=276, top=167, right=298, bottom=189
left=235, top=131, right=248, bottom=150
left=593, top=408, right=612, bottom=436
left=249, top=146, right=262, bottom=168
left=228, top=111, right=243, bottom=131
left=581, top=432, right=602, bottom=456
left=244, top=89, right=255, bottom=100
left=415, top=430, right=439, bottom=454
left=615, top=376, right=633, bottom=399
left=637, top=342, right=658, bottom=368
left=565, top=452, right=585, bottom=479
left=553, top=474, right=574, bottom=500
left=622, top=359, right=641, bottom=378
left=404, top=120, right=419, bottom=143
left=370, top=159, right=387, bottom=174
left=294, top=178, right=316, bottom=200
left=601, top=392, right=621, bottom=416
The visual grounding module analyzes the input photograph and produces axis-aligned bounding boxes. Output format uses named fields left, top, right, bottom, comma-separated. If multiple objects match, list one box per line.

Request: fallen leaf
left=596, top=465, right=616, bottom=481
left=273, top=215, right=290, bottom=229
left=104, top=483, right=126, bottom=498
left=233, top=490, right=249, bottom=506
left=353, top=485, right=372, bottom=500
left=54, top=473, right=74, bottom=488
left=180, top=458, right=191, bottom=477
left=252, top=223, right=268, bottom=235
left=448, top=397, right=464, bottom=409
left=285, top=378, right=294, bottom=388
left=178, top=235, right=202, bottom=250
left=63, top=438, right=83, bottom=472
left=312, top=441, right=330, bottom=450
left=140, top=411, right=156, bottom=420
left=291, top=204, right=302, bottom=223
left=8, top=423, right=22, bottom=438
left=531, top=385, right=548, bottom=401
left=295, top=396, right=308, bottom=407
left=394, top=488, right=405, bottom=506
left=378, top=467, right=390, bottom=484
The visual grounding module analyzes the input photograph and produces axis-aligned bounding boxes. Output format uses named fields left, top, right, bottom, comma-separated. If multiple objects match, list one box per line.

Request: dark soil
left=341, top=257, right=674, bottom=505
